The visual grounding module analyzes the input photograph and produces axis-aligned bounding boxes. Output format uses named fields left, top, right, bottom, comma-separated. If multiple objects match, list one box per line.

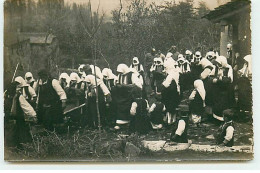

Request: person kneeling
left=129, top=88, right=152, bottom=135
left=170, top=114, right=189, bottom=143
left=216, top=109, right=235, bottom=147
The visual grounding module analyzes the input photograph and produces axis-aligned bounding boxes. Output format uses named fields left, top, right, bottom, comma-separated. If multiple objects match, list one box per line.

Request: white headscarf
left=240, top=55, right=252, bottom=77
left=24, top=72, right=35, bottom=84
left=70, top=72, right=81, bottom=83
left=90, top=65, right=103, bottom=80
left=78, top=64, right=85, bottom=75
left=102, top=68, right=117, bottom=80
left=215, top=56, right=233, bottom=82
left=215, top=56, right=229, bottom=68
left=59, top=73, right=70, bottom=85
left=194, top=80, right=205, bottom=100
left=84, top=74, right=102, bottom=86
left=199, top=58, right=213, bottom=69
left=15, top=76, right=27, bottom=88
left=117, top=64, right=130, bottom=75
left=132, top=57, right=139, bottom=65
left=164, top=56, right=178, bottom=72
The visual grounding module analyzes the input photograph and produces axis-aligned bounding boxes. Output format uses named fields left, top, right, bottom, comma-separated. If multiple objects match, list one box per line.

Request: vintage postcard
left=3, top=0, right=253, bottom=162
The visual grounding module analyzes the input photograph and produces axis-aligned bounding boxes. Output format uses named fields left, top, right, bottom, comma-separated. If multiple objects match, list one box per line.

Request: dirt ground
left=4, top=84, right=254, bottom=162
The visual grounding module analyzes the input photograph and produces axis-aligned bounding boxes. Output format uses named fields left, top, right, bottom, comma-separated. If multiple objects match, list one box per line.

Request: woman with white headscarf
left=189, top=80, right=206, bottom=125
left=160, top=60, right=180, bottom=125
left=59, top=73, right=70, bottom=90
left=113, top=64, right=142, bottom=130
left=129, top=57, right=145, bottom=76
left=237, top=55, right=252, bottom=115
left=66, top=72, right=85, bottom=107
left=151, top=57, right=166, bottom=94
left=178, top=54, right=192, bottom=93
left=102, top=68, right=118, bottom=91
left=14, top=76, right=37, bottom=109
left=210, top=56, right=235, bottom=122
left=102, top=68, right=118, bottom=126
left=84, top=74, right=111, bottom=128
left=25, top=72, right=37, bottom=90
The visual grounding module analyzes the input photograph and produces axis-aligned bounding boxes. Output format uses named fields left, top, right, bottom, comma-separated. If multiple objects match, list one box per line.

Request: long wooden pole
left=11, top=63, right=19, bottom=82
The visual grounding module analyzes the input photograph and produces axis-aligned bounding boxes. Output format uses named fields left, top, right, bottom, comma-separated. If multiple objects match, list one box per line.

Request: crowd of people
left=4, top=44, right=252, bottom=148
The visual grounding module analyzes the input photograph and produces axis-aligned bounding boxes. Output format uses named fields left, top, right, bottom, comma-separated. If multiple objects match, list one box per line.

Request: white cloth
left=194, top=79, right=206, bottom=100
left=78, top=64, right=85, bottom=75
left=15, top=76, right=27, bottom=89
left=22, top=85, right=37, bottom=100
left=85, top=74, right=110, bottom=96
left=117, top=64, right=130, bottom=74
left=162, top=70, right=180, bottom=93
left=239, top=54, right=252, bottom=78
left=215, top=56, right=233, bottom=82
left=52, top=79, right=67, bottom=100
left=90, top=65, right=103, bottom=80
left=102, top=68, right=117, bottom=80
left=175, top=119, right=186, bottom=136
left=149, top=103, right=166, bottom=113
left=13, top=94, right=37, bottom=118
left=199, top=58, right=213, bottom=80
left=199, top=58, right=213, bottom=69
left=25, top=72, right=35, bottom=84
left=70, top=72, right=81, bottom=83
left=225, top=126, right=234, bottom=141
left=130, top=99, right=149, bottom=116
left=59, top=73, right=70, bottom=87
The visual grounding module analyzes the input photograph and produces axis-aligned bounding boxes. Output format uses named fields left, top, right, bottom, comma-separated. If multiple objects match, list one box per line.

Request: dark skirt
left=86, top=86, right=106, bottom=128
left=37, top=100, right=63, bottom=130
left=161, top=81, right=180, bottom=114
left=212, top=83, right=235, bottom=116
left=113, top=85, right=135, bottom=121
left=129, top=114, right=152, bottom=134
left=189, top=93, right=204, bottom=115
left=237, top=77, right=252, bottom=111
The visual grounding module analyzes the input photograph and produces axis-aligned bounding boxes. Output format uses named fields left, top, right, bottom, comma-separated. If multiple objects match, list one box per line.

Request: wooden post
left=220, top=20, right=229, bottom=57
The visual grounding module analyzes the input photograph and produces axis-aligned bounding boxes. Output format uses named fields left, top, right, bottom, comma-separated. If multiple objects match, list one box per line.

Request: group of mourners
left=4, top=44, right=252, bottom=148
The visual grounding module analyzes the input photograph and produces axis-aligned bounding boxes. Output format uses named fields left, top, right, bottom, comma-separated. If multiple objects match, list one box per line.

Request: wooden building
left=203, top=0, right=251, bottom=61
left=4, top=32, right=60, bottom=88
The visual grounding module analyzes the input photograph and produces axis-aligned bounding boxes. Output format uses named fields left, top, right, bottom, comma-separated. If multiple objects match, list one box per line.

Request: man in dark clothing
left=36, top=69, right=67, bottom=131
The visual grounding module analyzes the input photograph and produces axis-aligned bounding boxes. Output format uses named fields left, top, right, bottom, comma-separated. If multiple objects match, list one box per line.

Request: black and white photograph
left=3, top=0, right=253, bottom=162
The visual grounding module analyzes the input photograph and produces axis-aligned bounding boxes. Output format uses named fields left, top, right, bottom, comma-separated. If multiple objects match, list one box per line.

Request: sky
left=64, top=0, right=225, bottom=16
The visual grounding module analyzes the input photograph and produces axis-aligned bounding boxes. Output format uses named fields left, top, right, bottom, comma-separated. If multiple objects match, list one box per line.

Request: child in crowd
left=189, top=79, right=206, bottom=126
left=129, top=88, right=152, bottom=134
left=216, top=109, right=235, bottom=147
left=149, top=94, right=166, bottom=130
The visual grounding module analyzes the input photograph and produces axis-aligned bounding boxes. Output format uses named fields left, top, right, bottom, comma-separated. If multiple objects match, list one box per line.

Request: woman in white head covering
left=78, top=64, right=85, bottom=78
left=90, top=65, right=103, bottom=80
left=67, top=72, right=85, bottom=105
left=189, top=80, right=206, bottom=125
left=130, top=57, right=144, bottom=75
left=236, top=55, right=252, bottom=114
left=113, top=64, right=143, bottom=129
left=151, top=57, right=165, bottom=94
left=210, top=56, right=235, bottom=122
left=160, top=60, right=180, bottom=125
left=59, top=73, right=70, bottom=89
left=14, top=76, right=37, bottom=108
left=239, top=55, right=252, bottom=79
left=177, top=54, right=191, bottom=74
left=102, top=68, right=118, bottom=91
left=25, top=72, right=36, bottom=89
left=84, top=74, right=111, bottom=128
